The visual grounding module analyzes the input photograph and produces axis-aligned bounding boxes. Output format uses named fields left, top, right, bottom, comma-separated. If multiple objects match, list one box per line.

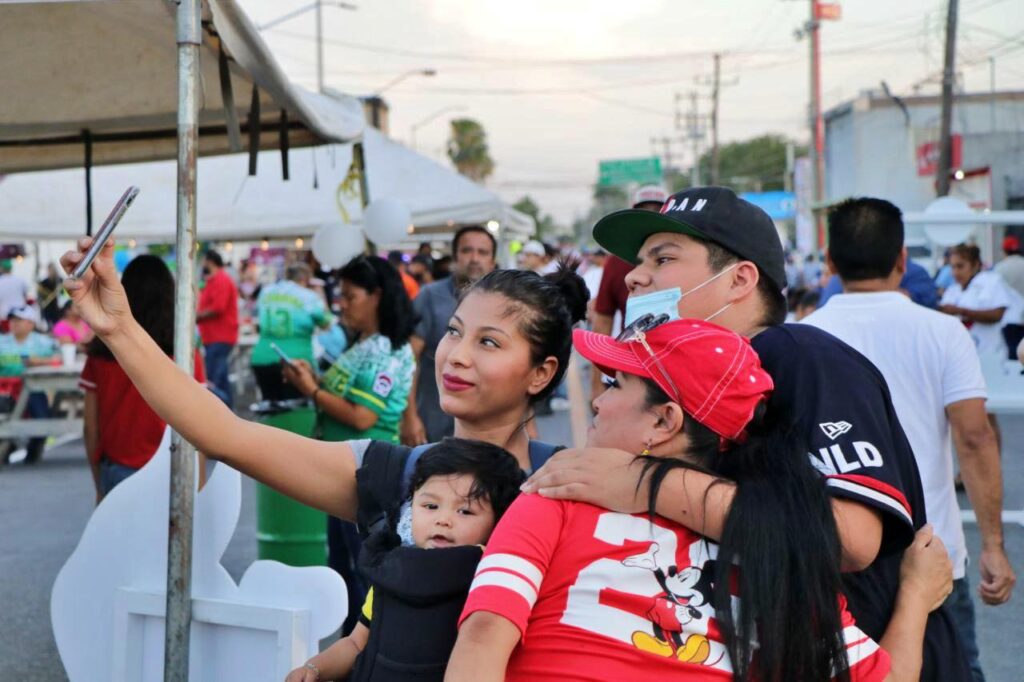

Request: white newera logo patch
left=820, top=421, right=853, bottom=440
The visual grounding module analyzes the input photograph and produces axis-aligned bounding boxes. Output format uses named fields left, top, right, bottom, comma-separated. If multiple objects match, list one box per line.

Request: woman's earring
left=640, top=440, right=652, bottom=457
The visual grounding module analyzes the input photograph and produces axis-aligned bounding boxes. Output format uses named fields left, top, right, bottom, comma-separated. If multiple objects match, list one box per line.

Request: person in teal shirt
left=282, top=254, right=416, bottom=632
left=251, top=263, right=333, bottom=401
left=0, top=305, right=59, bottom=462
left=0, top=305, right=59, bottom=376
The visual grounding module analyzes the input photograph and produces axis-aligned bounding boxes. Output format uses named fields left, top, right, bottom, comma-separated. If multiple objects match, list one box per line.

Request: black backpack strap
left=528, top=440, right=562, bottom=473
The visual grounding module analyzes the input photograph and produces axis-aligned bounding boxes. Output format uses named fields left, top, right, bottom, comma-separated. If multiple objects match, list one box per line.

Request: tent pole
left=165, top=1, right=201, bottom=681
left=83, top=129, right=93, bottom=236
left=353, top=141, right=375, bottom=254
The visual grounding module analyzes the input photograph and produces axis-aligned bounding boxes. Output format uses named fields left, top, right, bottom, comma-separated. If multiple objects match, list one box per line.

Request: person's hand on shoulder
left=60, top=237, right=131, bottom=338
left=899, top=524, right=953, bottom=613
left=521, top=447, right=650, bottom=513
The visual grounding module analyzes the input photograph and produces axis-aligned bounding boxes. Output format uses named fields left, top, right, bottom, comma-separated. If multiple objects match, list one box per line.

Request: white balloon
left=311, top=226, right=365, bottom=269
left=923, top=196, right=976, bottom=247
left=362, top=198, right=413, bottom=245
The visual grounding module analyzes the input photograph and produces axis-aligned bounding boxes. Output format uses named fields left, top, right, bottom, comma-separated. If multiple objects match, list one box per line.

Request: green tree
left=693, top=134, right=805, bottom=193
left=513, top=195, right=559, bottom=240
left=447, top=118, right=495, bottom=183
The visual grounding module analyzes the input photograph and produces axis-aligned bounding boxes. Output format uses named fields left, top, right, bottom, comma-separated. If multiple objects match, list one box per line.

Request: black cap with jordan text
left=593, top=186, right=787, bottom=294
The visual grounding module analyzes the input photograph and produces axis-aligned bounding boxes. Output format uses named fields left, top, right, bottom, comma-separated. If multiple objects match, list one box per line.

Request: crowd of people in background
left=8, top=180, right=1015, bottom=681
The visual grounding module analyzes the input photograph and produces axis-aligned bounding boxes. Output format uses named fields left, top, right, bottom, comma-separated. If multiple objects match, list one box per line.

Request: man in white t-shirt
left=803, top=197, right=1016, bottom=682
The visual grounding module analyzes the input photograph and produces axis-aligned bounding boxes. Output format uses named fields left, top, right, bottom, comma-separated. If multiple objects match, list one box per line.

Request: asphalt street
left=1, top=411, right=1021, bottom=681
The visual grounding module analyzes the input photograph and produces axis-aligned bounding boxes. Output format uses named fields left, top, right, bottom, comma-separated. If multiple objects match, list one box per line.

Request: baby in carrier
left=286, top=438, right=524, bottom=682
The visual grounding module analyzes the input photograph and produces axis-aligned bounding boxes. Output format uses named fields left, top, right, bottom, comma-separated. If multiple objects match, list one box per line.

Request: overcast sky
left=242, top=0, right=1024, bottom=225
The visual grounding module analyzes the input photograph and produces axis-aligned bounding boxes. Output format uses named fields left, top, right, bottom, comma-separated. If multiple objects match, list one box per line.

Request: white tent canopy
left=0, top=127, right=533, bottom=244
left=0, top=0, right=365, bottom=173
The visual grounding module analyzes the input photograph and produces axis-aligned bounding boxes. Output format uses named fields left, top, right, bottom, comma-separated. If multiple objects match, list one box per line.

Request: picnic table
left=0, top=361, right=84, bottom=461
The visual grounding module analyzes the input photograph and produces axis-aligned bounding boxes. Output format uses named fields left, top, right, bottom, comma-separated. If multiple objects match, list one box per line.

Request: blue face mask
left=623, top=288, right=682, bottom=326
left=623, top=263, right=738, bottom=326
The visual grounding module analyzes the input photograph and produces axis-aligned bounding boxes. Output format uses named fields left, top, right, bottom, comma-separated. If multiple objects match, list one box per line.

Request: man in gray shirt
left=401, top=226, right=497, bottom=444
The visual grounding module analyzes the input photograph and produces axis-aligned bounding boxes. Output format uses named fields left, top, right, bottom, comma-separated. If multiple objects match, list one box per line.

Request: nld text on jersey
left=808, top=441, right=883, bottom=476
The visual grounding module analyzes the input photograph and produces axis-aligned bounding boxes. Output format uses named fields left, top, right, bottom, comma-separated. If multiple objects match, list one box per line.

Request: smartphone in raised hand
left=70, top=186, right=140, bottom=280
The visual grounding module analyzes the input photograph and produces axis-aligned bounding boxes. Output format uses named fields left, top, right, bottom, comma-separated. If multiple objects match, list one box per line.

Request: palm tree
left=447, top=118, right=495, bottom=183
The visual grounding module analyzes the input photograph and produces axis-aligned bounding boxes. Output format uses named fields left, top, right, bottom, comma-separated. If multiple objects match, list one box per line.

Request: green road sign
left=598, top=157, right=663, bottom=186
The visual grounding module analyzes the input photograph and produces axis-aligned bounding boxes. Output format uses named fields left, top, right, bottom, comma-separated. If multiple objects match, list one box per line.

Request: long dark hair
left=337, top=255, right=416, bottom=351
left=87, top=255, right=175, bottom=359
left=639, top=379, right=850, bottom=682
left=464, top=262, right=588, bottom=404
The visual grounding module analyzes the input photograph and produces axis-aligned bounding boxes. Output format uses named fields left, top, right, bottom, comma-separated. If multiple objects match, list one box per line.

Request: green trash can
left=255, top=405, right=328, bottom=566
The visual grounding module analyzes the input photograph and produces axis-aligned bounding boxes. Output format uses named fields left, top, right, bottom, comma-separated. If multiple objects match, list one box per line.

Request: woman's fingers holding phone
left=60, top=237, right=131, bottom=338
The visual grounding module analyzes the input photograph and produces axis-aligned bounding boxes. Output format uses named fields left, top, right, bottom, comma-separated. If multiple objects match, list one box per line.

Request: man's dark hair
left=204, top=250, right=224, bottom=268
left=408, top=437, right=526, bottom=521
left=386, top=250, right=405, bottom=266
left=452, top=225, right=497, bottom=259
left=827, top=198, right=904, bottom=282
left=704, top=241, right=787, bottom=327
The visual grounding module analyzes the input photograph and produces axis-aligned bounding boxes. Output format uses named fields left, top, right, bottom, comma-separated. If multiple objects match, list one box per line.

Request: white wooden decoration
left=51, top=431, right=346, bottom=681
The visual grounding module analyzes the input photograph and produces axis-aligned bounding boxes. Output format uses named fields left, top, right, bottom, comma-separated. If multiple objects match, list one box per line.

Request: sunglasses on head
left=614, top=313, right=681, bottom=404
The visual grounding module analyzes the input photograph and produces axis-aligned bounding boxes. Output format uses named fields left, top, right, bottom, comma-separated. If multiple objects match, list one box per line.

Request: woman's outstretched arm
left=62, top=238, right=360, bottom=520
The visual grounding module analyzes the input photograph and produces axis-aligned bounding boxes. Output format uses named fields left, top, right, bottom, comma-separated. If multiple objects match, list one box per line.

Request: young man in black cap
left=523, top=186, right=971, bottom=680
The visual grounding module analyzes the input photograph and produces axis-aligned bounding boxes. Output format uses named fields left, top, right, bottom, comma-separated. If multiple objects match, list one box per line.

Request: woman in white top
left=939, top=243, right=1023, bottom=356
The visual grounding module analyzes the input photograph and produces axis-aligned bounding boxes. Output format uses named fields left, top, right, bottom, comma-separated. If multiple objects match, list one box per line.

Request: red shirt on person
left=593, top=256, right=633, bottom=320
left=197, top=269, right=239, bottom=345
left=460, top=493, right=889, bottom=682
left=79, top=350, right=206, bottom=469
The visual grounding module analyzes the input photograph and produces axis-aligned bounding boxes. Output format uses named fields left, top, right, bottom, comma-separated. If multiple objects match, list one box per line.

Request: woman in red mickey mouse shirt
left=448, top=318, right=952, bottom=682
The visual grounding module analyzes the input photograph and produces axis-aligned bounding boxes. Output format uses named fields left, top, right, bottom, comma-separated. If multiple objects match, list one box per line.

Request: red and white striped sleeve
left=458, top=493, right=565, bottom=640
left=837, top=595, right=891, bottom=682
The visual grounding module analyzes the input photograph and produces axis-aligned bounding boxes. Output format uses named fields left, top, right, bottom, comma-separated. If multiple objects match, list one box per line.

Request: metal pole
left=710, top=53, right=721, bottom=185
left=83, top=130, right=93, bottom=237
left=989, top=56, right=996, bottom=133
left=809, top=0, right=826, bottom=249
left=315, top=0, right=324, bottom=93
left=689, top=91, right=701, bottom=187
left=935, top=0, right=959, bottom=197
left=165, top=1, right=201, bottom=680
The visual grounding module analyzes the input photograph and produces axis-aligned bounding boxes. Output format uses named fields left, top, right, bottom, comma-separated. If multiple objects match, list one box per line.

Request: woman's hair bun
left=543, top=257, right=589, bottom=326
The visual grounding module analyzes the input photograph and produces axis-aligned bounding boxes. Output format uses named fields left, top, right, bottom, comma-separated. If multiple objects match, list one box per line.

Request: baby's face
left=411, top=474, right=496, bottom=549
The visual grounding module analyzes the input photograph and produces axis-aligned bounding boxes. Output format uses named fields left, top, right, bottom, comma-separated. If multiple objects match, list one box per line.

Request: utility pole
left=710, top=53, right=721, bottom=184
left=650, top=135, right=683, bottom=173
left=989, top=56, right=996, bottom=132
left=680, top=91, right=704, bottom=187
left=935, top=0, right=959, bottom=196
left=315, top=0, right=324, bottom=93
left=808, top=0, right=825, bottom=248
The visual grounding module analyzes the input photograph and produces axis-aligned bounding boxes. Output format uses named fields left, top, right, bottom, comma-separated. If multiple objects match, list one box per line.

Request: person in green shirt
left=250, top=263, right=333, bottom=401
left=282, top=254, right=416, bottom=632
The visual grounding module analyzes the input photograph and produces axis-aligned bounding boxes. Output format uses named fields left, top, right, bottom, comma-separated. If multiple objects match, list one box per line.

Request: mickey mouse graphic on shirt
left=600, top=542, right=720, bottom=665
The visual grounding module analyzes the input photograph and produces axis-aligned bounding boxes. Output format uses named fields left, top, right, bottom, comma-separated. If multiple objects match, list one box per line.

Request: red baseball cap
left=573, top=319, right=773, bottom=442
left=1003, top=235, right=1020, bottom=253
